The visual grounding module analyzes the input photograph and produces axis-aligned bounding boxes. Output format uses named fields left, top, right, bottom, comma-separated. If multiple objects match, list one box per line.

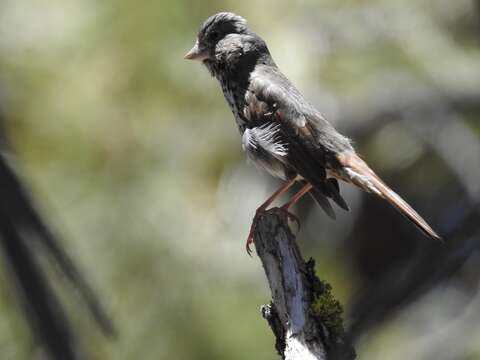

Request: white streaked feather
left=344, top=167, right=382, bottom=196
left=242, top=128, right=255, bottom=150
left=242, top=123, right=288, bottom=157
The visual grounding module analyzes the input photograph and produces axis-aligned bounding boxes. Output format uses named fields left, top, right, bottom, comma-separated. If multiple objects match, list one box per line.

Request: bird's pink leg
left=246, top=179, right=296, bottom=256
left=281, top=183, right=313, bottom=210
left=279, top=183, right=313, bottom=229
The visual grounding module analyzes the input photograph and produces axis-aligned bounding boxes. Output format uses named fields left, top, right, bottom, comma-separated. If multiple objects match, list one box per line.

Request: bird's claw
left=280, top=207, right=301, bottom=231
left=246, top=235, right=254, bottom=257
left=245, top=209, right=265, bottom=257
left=245, top=222, right=256, bottom=257
left=245, top=208, right=301, bottom=256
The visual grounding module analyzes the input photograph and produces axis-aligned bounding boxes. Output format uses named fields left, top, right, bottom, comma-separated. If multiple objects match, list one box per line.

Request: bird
left=185, top=12, right=441, bottom=255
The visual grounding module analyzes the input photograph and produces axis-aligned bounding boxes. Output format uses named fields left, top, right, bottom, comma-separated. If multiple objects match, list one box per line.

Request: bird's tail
left=335, top=152, right=441, bottom=241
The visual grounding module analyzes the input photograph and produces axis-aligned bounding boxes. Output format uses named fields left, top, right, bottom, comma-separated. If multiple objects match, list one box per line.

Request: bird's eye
left=209, top=30, right=220, bottom=41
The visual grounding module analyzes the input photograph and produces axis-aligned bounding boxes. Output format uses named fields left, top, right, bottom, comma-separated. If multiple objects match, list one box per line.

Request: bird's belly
left=244, top=145, right=290, bottom=180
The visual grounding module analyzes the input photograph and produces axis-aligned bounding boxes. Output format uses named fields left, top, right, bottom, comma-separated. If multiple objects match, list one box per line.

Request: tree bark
left=253, top=208, right=355, bottom=360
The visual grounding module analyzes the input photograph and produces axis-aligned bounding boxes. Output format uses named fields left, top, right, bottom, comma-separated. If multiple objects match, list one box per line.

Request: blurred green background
left=1, top=0, right=480, bottom=359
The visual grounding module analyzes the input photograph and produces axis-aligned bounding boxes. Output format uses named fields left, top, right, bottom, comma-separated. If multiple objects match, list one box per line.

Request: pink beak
left=184, top=40, right=209, bottom=61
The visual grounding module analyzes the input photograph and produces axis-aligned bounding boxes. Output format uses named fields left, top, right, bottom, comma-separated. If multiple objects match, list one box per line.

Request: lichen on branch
left=253, top=208, right=355, bottom=360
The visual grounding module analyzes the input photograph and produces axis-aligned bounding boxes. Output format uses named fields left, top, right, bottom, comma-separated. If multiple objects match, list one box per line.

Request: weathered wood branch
left=253, top=208, right=355, bottom=360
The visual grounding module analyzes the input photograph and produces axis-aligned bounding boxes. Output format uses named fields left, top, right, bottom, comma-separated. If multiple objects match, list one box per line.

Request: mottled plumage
left=185, top=12, right=440, bottom=249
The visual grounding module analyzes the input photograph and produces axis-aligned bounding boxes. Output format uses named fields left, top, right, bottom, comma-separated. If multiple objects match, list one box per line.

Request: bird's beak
left=184, top=40, right=209, bottom=61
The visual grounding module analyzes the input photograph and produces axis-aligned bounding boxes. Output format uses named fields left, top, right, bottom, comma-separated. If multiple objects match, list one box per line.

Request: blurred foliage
left=0, top=0, right=479, bottom=359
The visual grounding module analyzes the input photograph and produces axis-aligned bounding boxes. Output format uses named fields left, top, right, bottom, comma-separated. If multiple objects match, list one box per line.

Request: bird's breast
left=219, top=80, right=249, bottom=131
left=241, top=124, right=294, bottom=180
left=217, top=74, right=294, bottom=180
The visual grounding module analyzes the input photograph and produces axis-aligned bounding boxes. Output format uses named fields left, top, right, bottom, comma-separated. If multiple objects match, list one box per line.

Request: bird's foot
left=279, top=206, right=301, bottom=231
left=245, top=231, right=254, bottom=257
left=245, top=209, right=267, bottom=257
left=246, top=207, right=300, bottom=256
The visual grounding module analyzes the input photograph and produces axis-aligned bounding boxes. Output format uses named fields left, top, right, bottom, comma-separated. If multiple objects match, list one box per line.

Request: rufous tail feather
left=336, top=152, right=441, bottom=241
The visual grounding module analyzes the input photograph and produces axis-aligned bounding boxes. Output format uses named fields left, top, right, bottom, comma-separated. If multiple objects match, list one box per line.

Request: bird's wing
left=247, top=66, right=439, bottom=239
left=246, top=66, right=349, bottom=210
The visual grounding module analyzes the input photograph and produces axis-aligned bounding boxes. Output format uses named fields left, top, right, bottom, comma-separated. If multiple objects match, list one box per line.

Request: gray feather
left=308, top=187, right=336, bottom=220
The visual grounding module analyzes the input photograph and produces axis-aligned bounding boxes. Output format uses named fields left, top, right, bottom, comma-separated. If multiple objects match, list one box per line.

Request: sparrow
left=185, top=12, right=440, bottom=254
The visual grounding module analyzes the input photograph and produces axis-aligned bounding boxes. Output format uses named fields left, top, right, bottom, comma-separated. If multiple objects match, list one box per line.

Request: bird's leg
left=281, top=183, right=313, bottom=210
left=246, top=179, right=296, bottom=256
left=279, top=183, right=313, bottom=229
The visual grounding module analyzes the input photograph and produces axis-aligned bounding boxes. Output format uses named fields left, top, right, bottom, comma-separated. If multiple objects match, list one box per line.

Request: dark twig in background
left=329, top=77, right=480, bottom=340
left=0, top=114, right=114, bottom=359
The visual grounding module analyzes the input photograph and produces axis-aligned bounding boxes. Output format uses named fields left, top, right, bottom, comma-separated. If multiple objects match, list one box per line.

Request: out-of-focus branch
left=0, top=104, right=114, bottom=358
left=338, top=77, right=480, bottom=203
left=339, top=78, right=480, bottom=140
left=335, top=76, right=480, bottom=339
left=253, top=208, right=355, bottom=360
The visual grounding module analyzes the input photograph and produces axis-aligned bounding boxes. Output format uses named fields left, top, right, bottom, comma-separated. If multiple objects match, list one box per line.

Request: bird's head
left=185, top=12, right=270, bottom=73
left=185, top=12, right=248, bottom=62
